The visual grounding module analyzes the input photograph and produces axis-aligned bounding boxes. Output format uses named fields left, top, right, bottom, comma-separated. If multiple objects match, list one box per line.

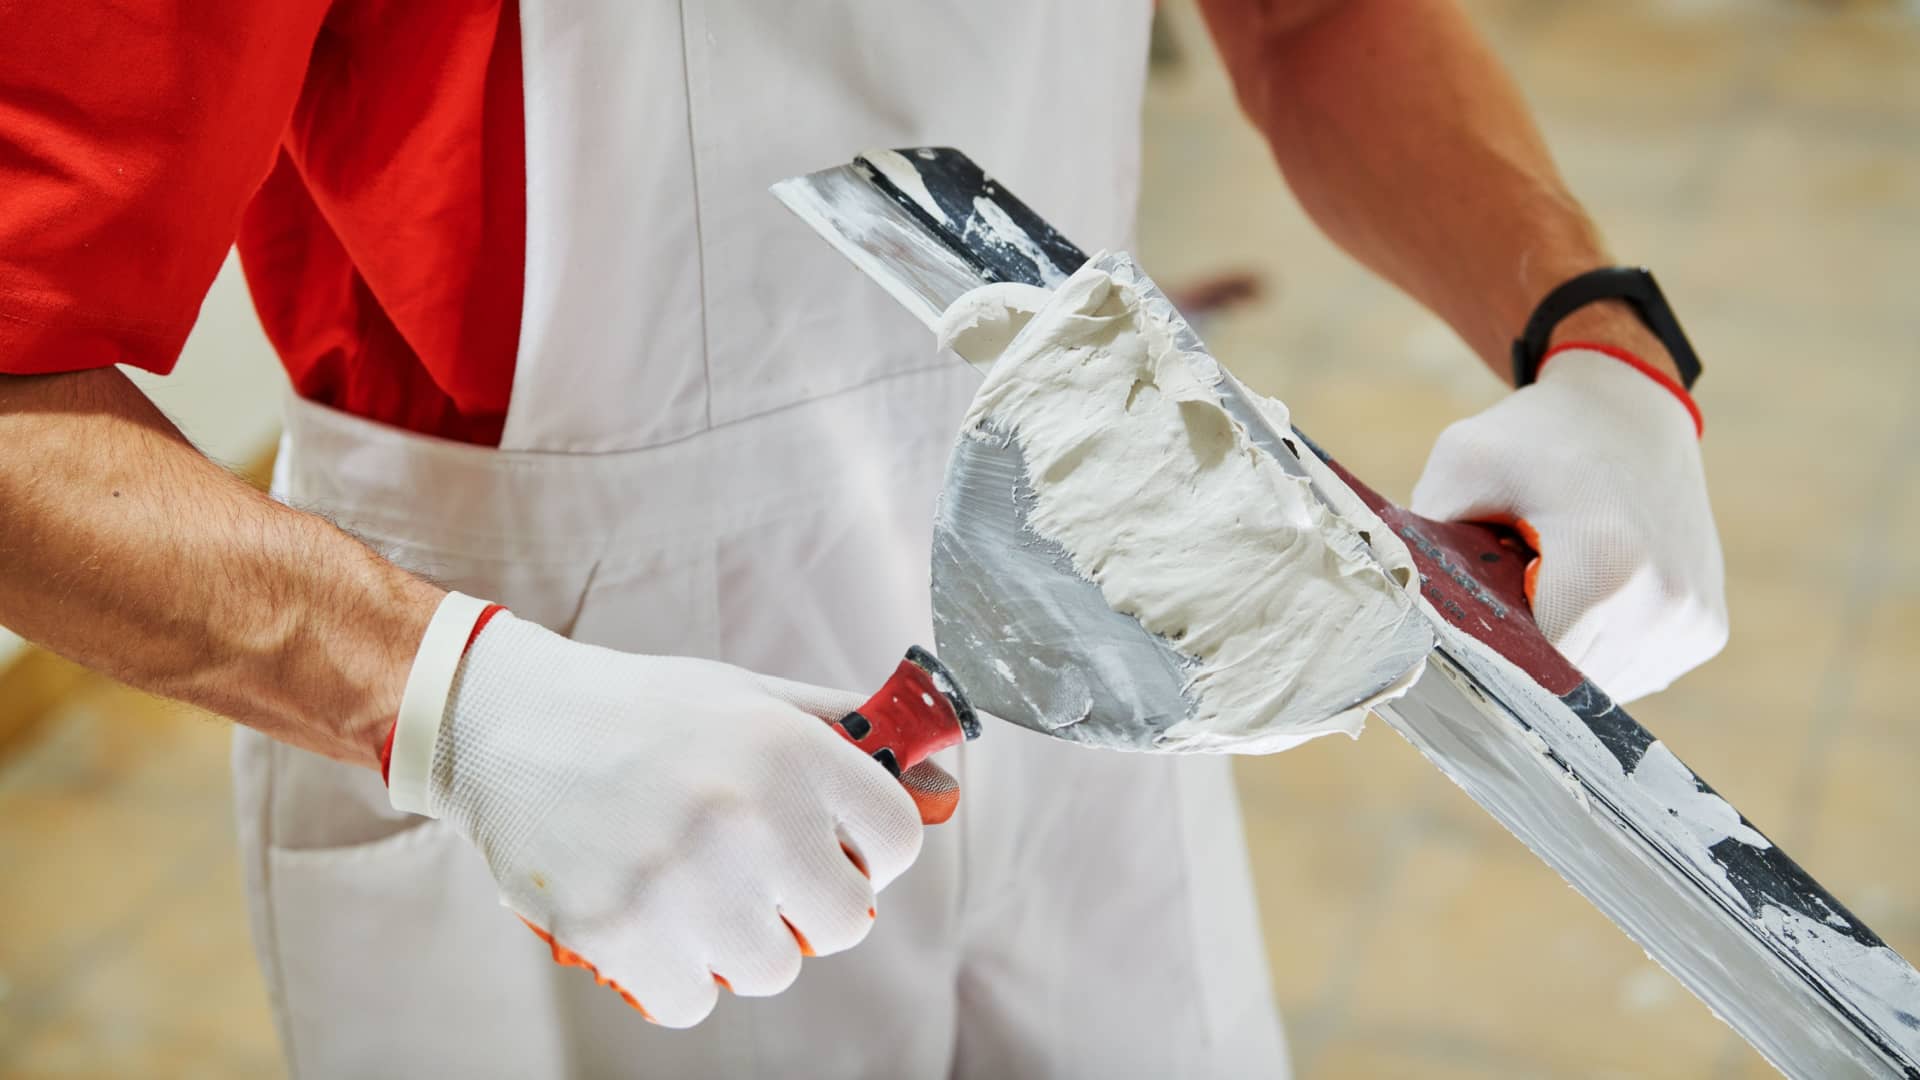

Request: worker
left=0, top=1, right=1727, bottom=1076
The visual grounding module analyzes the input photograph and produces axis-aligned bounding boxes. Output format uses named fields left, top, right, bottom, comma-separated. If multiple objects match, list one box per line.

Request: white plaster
left=940, top=265, right=1421, bottom=752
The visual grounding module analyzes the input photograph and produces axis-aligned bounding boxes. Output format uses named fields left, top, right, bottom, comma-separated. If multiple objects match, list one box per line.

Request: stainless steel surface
left=1382, top=640, right=1916, bottom=1078
left=771, top=165, right=984, bottom=333
left=931, top=429, right=1198, bottom=745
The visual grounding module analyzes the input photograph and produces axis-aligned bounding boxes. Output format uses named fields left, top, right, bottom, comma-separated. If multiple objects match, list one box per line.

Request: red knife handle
left=831, top=646, right=980, bottom=776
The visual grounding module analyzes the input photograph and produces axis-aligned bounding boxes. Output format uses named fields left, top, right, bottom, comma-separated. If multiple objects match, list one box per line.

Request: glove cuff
left=386, top=592, right=504, bottom=813
left=1541, top=342, right=1703, bottom=438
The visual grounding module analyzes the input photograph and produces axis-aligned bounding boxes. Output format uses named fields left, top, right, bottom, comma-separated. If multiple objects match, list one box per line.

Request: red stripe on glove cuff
left=1541, top=342, right=1704, bottom=438
left=380, top=603, right=506, bottom=784
left=464, top=603, right=507, bottom=650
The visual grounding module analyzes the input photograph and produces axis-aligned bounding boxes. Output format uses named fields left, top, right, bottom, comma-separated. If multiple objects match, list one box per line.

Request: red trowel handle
left=1320, top=456, right=1584, bottom=696
left=832, top=646, right=980, bottom=776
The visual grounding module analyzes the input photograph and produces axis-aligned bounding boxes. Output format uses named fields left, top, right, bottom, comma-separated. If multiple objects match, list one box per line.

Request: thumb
left=749, top=671, right=865, bottom=722
left=1410, top=419, right=1516, bottom=524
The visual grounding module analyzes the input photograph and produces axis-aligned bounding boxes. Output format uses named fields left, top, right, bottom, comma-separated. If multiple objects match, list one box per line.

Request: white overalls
left=232, top=3, right=1285, bottom=1075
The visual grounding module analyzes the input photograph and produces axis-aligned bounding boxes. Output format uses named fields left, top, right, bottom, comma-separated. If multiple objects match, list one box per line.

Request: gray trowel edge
left=773, top=151, right=1920, bottom=1078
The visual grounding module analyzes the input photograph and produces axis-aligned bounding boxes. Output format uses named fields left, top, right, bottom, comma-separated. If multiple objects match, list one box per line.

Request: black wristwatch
left=1512, top=267, right=1702, bottom=390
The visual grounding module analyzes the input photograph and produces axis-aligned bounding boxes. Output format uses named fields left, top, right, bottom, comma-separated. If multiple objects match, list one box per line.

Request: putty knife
left=773, top=147, right=1920, bottom=1078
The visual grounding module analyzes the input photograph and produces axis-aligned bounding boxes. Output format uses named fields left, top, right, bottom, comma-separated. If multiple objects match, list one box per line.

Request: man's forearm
left=1201, top=0, right=1677, bottom=381
left=0, top=367, right=441, bottom=767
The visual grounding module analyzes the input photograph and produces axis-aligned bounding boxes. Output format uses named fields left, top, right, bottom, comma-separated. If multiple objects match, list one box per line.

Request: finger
left=832, top=774, right=923, bottom=891
left=1569, top=565, right=1686, bottom=704
left=552, top=910, right=721, bottom=1031
left=1525, top=520, right=1640, bottom=665
left=620, top=955, right=721, bottom=1029
left=751, top=672, right=865, bottom=722
left=1495, top=515, right=1545, bottom=608
left=1409, top=421, right=1518, bottom=523
left=708, top=909, right=805, bottom=998
left=1465, top=512, right=1544, bottom=609
left=782, top=913, right=816, bottom=957
left=805, top=720, right=923, bottom=890
left=839, top=839, right=868, bottom=879
left=777, top=840, right=880, bottom=957
left=899, top=759, right=960, bottom=825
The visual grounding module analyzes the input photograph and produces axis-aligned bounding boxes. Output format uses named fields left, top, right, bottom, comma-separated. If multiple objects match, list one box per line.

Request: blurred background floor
left=3, top=1, right=1916, bottom=1077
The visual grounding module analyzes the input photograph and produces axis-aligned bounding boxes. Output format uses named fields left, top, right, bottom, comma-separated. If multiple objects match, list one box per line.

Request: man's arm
left=0, top=3, right=419, bottom=760
left=1198, top=0, right=1676, bottom=382
left=0, top=366, right=441, bottom=767
left=0, top=364, right=949, bottom=1025
left=1199, top=0, right=1727, bottom=701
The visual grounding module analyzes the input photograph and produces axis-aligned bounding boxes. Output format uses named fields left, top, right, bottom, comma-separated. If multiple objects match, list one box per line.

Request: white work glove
left=1411, top=348, right=1728, bottom=703
left=386, top=603, right=948, bottom=1028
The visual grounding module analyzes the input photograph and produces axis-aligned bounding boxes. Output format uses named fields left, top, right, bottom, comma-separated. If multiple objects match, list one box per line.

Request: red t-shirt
left=0, top=1, right=526, bottom=445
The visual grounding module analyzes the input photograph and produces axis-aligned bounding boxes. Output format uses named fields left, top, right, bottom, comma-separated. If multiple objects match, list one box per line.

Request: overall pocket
left=263, top=823, right=563, bottom=1079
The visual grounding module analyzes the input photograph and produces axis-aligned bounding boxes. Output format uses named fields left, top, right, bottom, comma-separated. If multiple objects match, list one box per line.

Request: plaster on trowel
left=932, top=255, right=1433, bottom=753
left=773, top=148, right=1920, bottom=1078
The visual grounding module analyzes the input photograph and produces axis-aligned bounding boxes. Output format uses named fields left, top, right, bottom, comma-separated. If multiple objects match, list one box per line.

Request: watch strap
left=1512, top=267, right=1702, bottom=390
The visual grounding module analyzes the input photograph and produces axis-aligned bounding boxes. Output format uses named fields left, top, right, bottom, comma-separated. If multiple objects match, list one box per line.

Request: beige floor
left=3, top=2, right=1917, bottom=1077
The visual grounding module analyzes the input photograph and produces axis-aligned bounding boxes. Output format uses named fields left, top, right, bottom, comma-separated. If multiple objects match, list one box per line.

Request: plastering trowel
left=773, top=148, right=1920, bottom=1078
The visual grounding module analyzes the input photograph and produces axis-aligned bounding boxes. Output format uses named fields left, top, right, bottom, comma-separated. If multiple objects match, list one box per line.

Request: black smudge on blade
left=855, top=148, right=1087, bottom=286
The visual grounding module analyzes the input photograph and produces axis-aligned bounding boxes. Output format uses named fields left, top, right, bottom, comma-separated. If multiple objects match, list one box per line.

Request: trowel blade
left=771, top=148, right=1084, bottom=333
left=1382, top=641, right=1920, bottom=1078
left=930, top=429, right=1193, bottom=745
left=770, top=158, right=990, bottom=334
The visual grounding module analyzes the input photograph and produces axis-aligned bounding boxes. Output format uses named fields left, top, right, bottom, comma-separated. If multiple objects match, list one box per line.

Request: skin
left=0, top=0, right=1677, bottom=771
left=1198, top=0, right=1683, bottom=383
left=0, top=368, right=441, bottom=768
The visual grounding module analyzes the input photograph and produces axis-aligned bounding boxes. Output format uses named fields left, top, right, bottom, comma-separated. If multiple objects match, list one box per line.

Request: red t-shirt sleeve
left=0, top=2, right=332, bottom=376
